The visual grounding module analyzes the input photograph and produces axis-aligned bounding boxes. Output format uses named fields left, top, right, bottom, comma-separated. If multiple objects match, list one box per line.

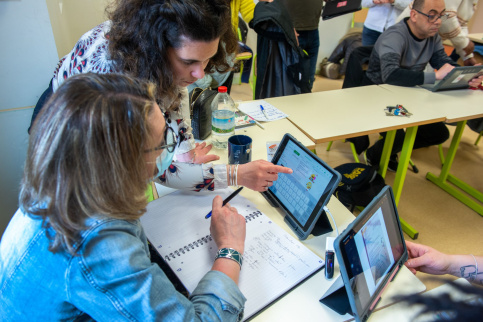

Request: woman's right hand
left=210, top=195, right=246, bottom=254
left=237, top=159, right=293, bottom=192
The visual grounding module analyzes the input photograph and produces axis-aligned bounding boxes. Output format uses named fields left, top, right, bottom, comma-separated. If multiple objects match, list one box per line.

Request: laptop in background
left=420, top=65, right=483, bottom=92
left=322, top=0, right=362, bottom=21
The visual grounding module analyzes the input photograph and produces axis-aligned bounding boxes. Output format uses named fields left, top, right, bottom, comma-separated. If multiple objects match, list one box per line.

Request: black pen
left=205, top=187, right=244, bottom=219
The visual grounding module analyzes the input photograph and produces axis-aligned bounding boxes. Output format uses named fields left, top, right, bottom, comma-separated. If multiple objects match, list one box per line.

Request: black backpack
left=333, top=163, right=386, bottom=212
left=189, top=87, right=218, bottom=140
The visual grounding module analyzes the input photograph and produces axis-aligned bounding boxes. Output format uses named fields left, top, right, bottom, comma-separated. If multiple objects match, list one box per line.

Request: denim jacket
left=0, top=209, right=246, bottom=321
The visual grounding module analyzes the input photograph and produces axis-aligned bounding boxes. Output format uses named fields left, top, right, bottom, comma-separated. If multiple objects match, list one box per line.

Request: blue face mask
left=152, top=148, right=175, bottom=180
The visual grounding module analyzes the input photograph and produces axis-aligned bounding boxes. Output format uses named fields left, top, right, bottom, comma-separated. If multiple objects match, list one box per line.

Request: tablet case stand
left=260, top=191, right=333, bottom=236
left=319, top=274, right=387, bottom=317
left=310, top=210, right=333, bottom=236
left=319, top=276, right=353, bottom=316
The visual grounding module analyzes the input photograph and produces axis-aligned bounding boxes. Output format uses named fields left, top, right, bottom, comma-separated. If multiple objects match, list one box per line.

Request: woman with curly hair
left=30, top=0, right=291, bottom=193
left=1, top=73, right=247, bottom=320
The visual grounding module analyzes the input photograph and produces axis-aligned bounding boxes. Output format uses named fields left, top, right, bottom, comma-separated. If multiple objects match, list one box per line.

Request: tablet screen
left=338, top=188, right=405, bottom=314
left=268, top=136, right=340, bottom=234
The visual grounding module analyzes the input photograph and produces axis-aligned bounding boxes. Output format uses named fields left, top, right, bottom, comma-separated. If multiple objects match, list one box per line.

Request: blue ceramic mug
left=228, top=135, right=252, bottom=164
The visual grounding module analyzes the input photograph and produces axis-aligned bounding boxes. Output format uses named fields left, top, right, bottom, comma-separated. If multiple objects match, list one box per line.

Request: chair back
left=238, top=18, right=249, bottom=43
left=342, top=45, right=373, bottom=89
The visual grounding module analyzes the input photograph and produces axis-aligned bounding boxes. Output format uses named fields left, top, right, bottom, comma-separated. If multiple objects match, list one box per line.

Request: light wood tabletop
left=262, top=86, right=446, bottom=144
left=468, top=33, right=483, bottom=45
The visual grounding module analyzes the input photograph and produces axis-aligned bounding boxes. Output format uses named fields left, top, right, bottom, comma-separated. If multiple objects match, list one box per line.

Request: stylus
left=205, top=187, right=244, bottom=219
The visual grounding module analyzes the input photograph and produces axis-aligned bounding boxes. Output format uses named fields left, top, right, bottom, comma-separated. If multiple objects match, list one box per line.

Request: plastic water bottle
left=211, top=86, right=236, bottom=149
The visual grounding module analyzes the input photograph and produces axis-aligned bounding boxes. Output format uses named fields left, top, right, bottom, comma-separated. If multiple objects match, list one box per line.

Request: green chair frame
left=475, top=131, right=483, bottom=145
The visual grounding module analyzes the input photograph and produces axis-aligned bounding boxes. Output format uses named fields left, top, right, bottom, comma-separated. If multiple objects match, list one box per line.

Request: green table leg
left=400, top=217, right=419, bottom=240
left=447, top=174, right=483, bottom=203
left=394, top=126, right=419, bottom=239
left=426, top=120, right=483, bottom=216
left=393, top=126, right=418, bottom=206
left=379, top=127, right=419, bottom=239
left=378, top=130, right=396, bottom=179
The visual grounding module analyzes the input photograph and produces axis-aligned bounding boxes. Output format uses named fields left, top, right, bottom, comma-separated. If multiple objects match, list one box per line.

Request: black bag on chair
left=189, top=88, right=218, bottom=140
left=333, top=163, right=386, bottom=212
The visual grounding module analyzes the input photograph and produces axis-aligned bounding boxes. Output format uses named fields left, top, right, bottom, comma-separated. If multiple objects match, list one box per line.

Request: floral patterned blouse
left=52, top=21, right=228, bottom=191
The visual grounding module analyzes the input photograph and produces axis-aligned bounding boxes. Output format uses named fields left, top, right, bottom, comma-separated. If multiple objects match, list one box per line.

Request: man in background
left=362, top=0, right=483, bottom=169
left=398, top=0, right=481, bottom=66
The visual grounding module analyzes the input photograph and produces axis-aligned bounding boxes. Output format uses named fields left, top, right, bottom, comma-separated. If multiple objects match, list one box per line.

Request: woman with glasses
left=0, top=73, right=247, bottom=320
left=29, top=0, right=292, bottom=194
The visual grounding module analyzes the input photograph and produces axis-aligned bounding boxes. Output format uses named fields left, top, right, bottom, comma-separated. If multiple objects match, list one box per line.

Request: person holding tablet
left=405, top=241, right=482, bottom=285
left=362, top=0, right=483, bottom=170
left=0, top=73, right=247, bottom=320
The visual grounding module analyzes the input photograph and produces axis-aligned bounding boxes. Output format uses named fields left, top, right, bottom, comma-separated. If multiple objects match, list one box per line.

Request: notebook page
left=141, top=189, right=324, bottom=320
left=239, top=215, right=324, bottom=319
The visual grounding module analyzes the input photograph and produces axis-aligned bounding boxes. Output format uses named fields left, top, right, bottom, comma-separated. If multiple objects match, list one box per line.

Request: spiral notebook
left=140, top=189, right=324, bottom=320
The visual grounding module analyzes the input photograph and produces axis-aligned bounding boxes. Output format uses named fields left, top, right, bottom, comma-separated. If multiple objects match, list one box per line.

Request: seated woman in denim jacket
left=0, top=74, right=247, bottom=320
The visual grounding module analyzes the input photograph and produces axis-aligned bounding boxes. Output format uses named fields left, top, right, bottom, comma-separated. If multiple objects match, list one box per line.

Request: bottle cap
left=217, top=86, right=228, bottom=93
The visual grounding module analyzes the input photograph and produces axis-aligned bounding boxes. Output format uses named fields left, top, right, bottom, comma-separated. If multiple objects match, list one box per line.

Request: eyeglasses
left=144, top=124, right=177, bottom=153
left=414, top=9, right=449, bottom=23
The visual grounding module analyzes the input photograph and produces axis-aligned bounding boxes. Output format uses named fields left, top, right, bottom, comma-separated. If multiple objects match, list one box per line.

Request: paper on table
left=237, top=100, right=289, bottom=122
left=141, top=188, right=324, bottom=320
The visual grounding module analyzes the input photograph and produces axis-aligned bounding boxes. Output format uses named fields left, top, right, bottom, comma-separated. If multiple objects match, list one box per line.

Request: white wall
left=0, top=0, right=108, bottom=238
left=46, top=0, right=110, bottom=58
left=316, top=15, right=353, bottom=72
left=0, top=0, right=59, bottom=237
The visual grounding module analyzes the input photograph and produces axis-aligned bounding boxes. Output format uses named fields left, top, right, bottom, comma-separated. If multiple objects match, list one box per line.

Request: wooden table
left=379, top=85, right=483, bottom=217
left=468, top=33, right=483, bottom=45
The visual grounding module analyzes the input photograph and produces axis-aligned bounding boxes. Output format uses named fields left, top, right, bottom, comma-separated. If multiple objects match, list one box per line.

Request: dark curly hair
left=107, top=0, right=237, bottom=111
left=396, top=279, right=483, bottom=321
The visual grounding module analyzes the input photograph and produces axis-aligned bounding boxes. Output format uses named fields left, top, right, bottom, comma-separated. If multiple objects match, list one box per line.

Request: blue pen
left=260, top=105, right=269, bottom=120
left=205, top=187, right=244, bottom=219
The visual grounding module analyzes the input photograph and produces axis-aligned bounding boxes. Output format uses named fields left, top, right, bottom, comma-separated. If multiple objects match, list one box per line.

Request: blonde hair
left=20, top=73, right=158, bottom=254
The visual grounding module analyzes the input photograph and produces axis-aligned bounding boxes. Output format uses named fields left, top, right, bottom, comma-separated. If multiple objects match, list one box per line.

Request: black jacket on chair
left=342, top=45, right=374, bottom=89
left=250, top=1, right=310, bottom=99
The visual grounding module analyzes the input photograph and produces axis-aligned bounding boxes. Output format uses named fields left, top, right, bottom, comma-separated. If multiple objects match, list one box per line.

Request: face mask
left=152, top=148, right=175, bottom=180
